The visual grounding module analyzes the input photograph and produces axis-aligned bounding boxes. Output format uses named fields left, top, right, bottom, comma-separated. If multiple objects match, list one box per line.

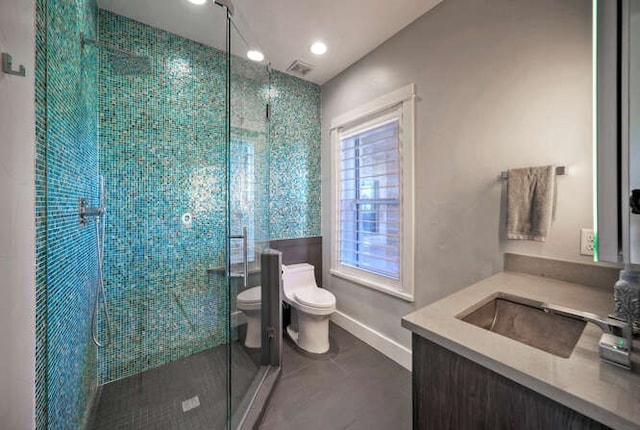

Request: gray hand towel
left=506, top=165, right=556, bottom=241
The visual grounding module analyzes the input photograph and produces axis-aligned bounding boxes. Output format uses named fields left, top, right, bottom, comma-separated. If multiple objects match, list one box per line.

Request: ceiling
left=98, top=0, right=442, bottom=85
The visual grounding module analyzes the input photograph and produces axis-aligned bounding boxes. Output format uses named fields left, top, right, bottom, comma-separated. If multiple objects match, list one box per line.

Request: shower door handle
left=242, top=226, right=248, bottom=287
left=229, top=227, right=248, bottom=288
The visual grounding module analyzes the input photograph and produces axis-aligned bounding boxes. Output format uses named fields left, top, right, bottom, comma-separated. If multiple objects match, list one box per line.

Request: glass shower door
left=91, top=3, right=232, bottom=430
left=227, top=15, right=271, bottom=426
left=40, top=0, right=277, bottom=427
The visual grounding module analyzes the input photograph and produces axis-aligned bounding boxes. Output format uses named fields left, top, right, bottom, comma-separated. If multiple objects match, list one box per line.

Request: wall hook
left=1, top=53, right=26, bottom=77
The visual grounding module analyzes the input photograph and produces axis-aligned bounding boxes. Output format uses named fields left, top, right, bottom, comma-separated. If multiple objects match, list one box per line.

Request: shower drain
left=181, top=395, right=200, bottom=413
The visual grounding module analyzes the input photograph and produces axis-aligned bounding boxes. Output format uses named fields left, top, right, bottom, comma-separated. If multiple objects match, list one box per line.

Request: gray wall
left=0, top=0, right=36, bottom=427
left=321, top=0, right=593, bottom=347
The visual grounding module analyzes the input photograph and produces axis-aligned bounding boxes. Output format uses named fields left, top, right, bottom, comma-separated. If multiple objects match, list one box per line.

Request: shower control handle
left=79, top=198, right=105, bottom=226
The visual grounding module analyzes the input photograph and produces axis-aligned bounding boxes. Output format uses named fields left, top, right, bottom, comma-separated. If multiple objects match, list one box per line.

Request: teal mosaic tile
left=230, top=57, right=270, bottom=251
left=96, top=11, right=321, bottom=383
left=35, top=4, right=321, bottom=427
left=35, top=0, right=100, bottom=428
left=268, top=70, right=321, bottom=240
left=97, top=10, right=229, bottom=382
left=34, top=0, right=48, bottom=428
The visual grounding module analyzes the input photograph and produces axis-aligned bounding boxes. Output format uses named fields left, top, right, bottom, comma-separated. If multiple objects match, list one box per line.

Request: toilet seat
left=295, top=288, right=335, bottom=309
left=237, top=286, right=261, bottom=311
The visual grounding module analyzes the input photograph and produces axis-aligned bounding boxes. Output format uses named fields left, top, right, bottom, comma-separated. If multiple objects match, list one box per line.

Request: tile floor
left=88, top=323, right=411, bottom=429
left=90, top=342, right=259, bottom=430
left=260, top=323, right=412, bottom=430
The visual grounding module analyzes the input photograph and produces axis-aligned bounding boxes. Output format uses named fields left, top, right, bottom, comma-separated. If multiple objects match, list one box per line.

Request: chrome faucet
left=540, top=303, right=631, bottom=338
left=541, top=302, right=632, bottom=369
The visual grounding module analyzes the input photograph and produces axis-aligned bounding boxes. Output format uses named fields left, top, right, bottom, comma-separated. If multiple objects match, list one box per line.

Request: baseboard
left=330, top=310, right=412, bottom=371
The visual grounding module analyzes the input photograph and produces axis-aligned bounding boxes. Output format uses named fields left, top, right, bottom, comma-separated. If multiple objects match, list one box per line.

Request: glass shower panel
left=227, top=16, right=271, bottom=424
left=90, top=3, right=231, bottom=429
left=40, top=0, right=276, bottom=427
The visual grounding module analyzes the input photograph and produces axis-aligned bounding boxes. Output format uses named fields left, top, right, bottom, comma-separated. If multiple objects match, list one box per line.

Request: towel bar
left=500, top=166, right=566, bottom=180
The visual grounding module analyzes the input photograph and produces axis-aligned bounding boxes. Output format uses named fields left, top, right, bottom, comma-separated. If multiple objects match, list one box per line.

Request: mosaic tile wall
left=97, top=10, right=229, bottom=382
left=35, top=0, right=100, bottom=428
left=268, top=70, right=322, bottom=239
left=35, top=5, right=321, bottom=423
left=34, top=1, right=47, bottom=427
left=96, top=11, right=321, bottom=383
left=230, top=56, right=270, bottom=261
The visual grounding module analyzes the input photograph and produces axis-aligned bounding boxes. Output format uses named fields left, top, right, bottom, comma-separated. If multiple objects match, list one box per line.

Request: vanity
left=398, top=1, right=640, bottom=428
left=402, top=255, right=640, bottom=430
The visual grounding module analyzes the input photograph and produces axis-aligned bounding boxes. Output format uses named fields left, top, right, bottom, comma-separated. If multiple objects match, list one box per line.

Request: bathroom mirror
left=629, top=0, right=640, bottom=264
left=595, top=0, right=640, bottom=265
left=595, top=0, right=620, bottom=263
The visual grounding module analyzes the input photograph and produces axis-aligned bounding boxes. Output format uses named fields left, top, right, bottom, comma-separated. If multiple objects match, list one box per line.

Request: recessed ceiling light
left=310, top=42, right=327, bottom=56
left=188, top=0, right=207, bottom=5
left=247, top=50, right=264, bottom=62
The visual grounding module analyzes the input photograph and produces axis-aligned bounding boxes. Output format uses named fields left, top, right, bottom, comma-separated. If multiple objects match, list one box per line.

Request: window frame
left=330, top=84, right=415, bottom=302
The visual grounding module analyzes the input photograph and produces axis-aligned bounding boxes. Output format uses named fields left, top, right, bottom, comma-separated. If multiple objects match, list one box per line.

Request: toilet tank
left=282, top=263, right=317, bottom=293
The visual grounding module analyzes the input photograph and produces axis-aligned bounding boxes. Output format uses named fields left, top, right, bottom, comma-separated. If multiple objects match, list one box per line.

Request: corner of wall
left=0, top=0, right=37, bottom=428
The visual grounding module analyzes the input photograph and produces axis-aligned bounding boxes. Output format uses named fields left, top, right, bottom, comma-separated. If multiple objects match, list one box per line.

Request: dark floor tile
left=280, top=339, right=323, bottom=377
left=90, top=323, right=411, bottom=430
left=326, top=324, right=366, bottom=353
left=265, top=359, right=350, bottom=414
left=332, top=341, right=411, bottom=391
left=260, top=322, right=412, bottom=430
left=91, top=342, right=259, bottom=430
left=346, top=414, right=411, bottom=430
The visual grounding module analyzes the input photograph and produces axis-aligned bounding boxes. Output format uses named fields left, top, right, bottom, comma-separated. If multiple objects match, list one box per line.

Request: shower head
left=81, top=33, right=152, bottom=75
left=108, top=55, right=152, bottom=76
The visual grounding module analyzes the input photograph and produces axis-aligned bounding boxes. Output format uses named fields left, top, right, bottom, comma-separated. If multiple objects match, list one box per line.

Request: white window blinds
left=338, top=116, right=401, bottom=280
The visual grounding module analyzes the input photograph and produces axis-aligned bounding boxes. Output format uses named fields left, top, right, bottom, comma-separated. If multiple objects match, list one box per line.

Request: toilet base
left=242, top=308, right=261, bottom=349
left=286, top=310, right=330, bottom=354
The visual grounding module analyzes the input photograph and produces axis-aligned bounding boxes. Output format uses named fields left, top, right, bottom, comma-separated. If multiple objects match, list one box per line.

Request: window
left=330, top=85, right=415, bottom=301
left=339, top=119, right=400, bottom=279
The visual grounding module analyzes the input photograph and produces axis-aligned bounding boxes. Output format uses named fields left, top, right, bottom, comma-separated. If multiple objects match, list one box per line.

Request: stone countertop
left=402, top=271, right=640, bottom=430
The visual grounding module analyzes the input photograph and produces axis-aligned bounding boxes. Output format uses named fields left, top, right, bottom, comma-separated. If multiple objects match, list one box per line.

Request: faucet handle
left=600, top=314, right=633, bottom=370
left=599, top=333, right=632, bottom=370
left=607, top=314, right=633, bottom=340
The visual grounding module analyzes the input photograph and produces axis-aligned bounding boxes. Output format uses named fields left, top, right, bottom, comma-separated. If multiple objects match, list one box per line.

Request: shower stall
left=36, top=0, right=281, bottom=428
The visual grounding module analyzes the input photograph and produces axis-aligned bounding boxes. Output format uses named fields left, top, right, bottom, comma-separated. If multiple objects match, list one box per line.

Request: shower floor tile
left=90, top=324, right=411, bottom=429
left=259, top=323, right=412, bottom=430
left=90, top=342, right=259, bottom=430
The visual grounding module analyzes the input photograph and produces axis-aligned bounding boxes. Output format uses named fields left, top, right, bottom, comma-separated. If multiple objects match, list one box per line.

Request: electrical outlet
left=580, top=228, right=595, bottom=256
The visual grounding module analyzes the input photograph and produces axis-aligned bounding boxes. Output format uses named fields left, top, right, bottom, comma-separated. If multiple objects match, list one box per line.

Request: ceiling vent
left=286, top=60, right=314, bottom=77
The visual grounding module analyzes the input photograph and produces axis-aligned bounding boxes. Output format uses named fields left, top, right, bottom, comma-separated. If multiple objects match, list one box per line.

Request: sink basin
left=457, top=294, right=586, bottom=358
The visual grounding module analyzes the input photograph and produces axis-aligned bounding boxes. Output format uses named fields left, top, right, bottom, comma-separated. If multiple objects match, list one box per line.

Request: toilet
left=282, top=263, right=336, bottom=354
left=236, top=286, right=262, bottom=348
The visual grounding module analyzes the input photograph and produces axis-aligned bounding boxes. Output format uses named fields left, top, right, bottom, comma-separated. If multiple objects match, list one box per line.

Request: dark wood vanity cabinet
left=411, top=334, right=611, bottom=430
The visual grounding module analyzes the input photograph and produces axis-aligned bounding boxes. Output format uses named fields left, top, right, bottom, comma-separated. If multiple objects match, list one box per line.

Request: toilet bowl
left=236, top=286, right=261, bottom=348
left=282, top=263, right=336, bottom=354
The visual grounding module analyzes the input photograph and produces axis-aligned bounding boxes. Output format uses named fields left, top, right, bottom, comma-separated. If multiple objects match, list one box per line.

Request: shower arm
left=81, top=32, right=140, bottom=58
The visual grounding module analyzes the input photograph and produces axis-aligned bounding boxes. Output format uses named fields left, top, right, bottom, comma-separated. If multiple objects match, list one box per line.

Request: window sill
left=330, top=269, right=414, bottom=302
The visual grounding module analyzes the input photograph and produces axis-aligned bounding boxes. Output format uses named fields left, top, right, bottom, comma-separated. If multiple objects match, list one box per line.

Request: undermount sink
left=457, top=294, right=587, bottom=358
